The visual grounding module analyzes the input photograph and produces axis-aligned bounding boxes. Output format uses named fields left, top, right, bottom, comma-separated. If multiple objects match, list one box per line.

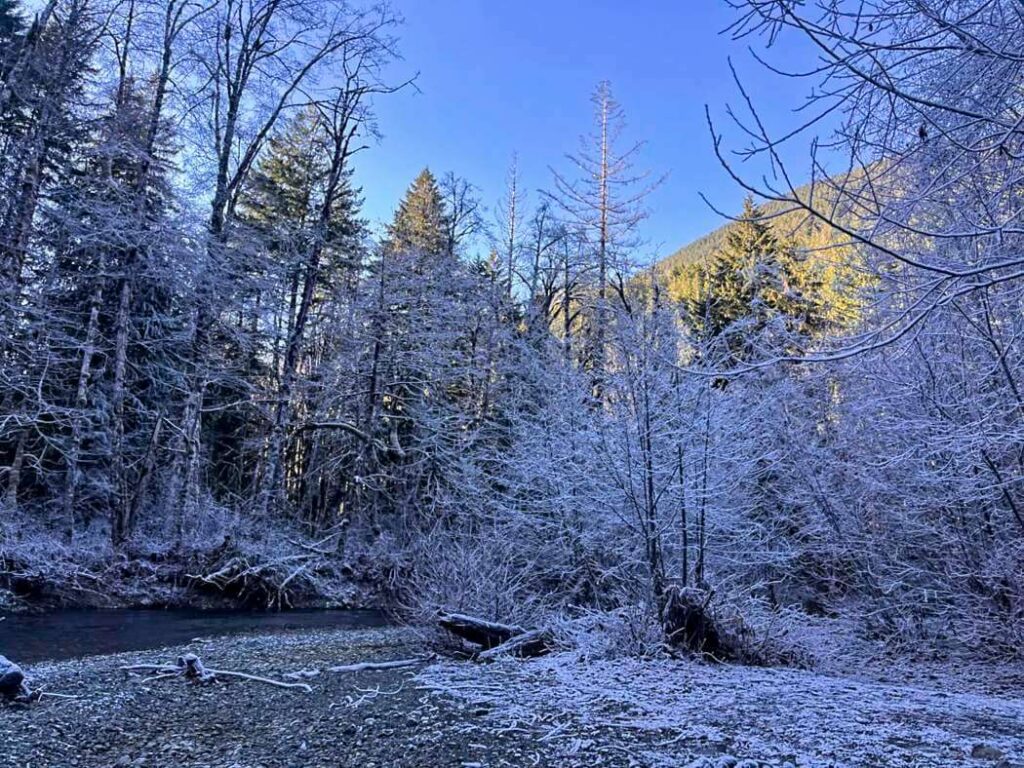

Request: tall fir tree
left=687, top=196, right=824, bottom=357
left=39, top=76, right=177, bottom=539
left=386, top=168, right=449, bottom=257
left=234, top=106, right=367, bottom=516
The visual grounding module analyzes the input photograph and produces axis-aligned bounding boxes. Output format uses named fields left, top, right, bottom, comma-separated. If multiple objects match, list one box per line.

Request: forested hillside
left=0, top=0, right=1022, bottom=675
left=658, top=185, right=869, bottom=331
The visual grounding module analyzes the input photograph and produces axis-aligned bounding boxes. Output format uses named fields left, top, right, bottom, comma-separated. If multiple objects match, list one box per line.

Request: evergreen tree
left=242, top=109, right=324, bottom=246
left=386, top=168, right=449, bottom=257
left=0, top=0, right=24, bottom=69
left=242, top=107, right=364, bottom=281
left=234, top=105, right=368, bottom=516
left=687, top=196, right=824, bottom=357
left=39, top=77, right=177, bottom=539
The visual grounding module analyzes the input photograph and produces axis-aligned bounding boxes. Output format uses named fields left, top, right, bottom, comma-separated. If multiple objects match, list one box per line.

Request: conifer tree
left=386, top=168, right=449, bottom=257
left=243, top=109, right=324, bottom=245
left=548, top=82, right=656, bottom=399
left=238, top=104, right=368, bottom=517
left=0, top=0, right=24, bottom=68
left=687, top=196, right=824, bottom=357
left=40, top=76, right=177, bottom=541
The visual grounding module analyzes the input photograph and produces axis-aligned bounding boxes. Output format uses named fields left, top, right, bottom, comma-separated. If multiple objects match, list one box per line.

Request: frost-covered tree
left=687, top=196, right=827, bottom=361
left=548, top=81, right=657, bottom=398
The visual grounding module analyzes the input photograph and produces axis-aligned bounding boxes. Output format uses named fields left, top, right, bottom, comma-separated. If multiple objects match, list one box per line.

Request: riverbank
left=2, top=625, right=1022, bottom=767
left=0, top=534, right=384, bottom=615
left=1, top=626, right=552, bottom=768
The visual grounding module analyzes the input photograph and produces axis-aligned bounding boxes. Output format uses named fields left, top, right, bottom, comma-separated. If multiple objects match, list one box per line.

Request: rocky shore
left=2, top=624, right=1022, bottom=768
left=0, top=627, right=554, bottom=768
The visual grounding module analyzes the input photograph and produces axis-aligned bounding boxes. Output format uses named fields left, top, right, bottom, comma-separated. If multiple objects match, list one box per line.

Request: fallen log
left=477, top=629, right=554, bottom=661
left=438, top=613, right=553, bottom=658
left=439, top=613, right=525, bottom=649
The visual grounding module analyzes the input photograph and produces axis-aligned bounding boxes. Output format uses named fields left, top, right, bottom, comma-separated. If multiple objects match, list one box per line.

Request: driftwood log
left=477, top=628, right=553, bottom=660
left=122, top=653, right=313, bottom=692
left=327, top=657, right=430, bottom=674
left=438, top=613, right=553, bottom=658
left=281, top=657, right=432, bottom=681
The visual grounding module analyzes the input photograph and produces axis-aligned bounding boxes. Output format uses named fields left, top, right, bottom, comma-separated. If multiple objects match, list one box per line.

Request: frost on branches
left=0, top=0, right=1020, bottom=677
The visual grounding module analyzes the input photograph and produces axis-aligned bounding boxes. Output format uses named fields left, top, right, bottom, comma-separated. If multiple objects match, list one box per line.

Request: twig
left=37, top=691, right=81, bottom=701
left=122, top=663, right=180, bottom=674
left=283, top=668, right=321, bottom=680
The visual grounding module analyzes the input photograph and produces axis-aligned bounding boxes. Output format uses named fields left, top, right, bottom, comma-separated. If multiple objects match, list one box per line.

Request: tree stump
left=662, top=586, right=728, bottom=659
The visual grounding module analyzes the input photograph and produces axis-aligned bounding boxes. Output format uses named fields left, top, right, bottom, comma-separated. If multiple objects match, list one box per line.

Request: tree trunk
left=62, top=276, right=105, bottom=543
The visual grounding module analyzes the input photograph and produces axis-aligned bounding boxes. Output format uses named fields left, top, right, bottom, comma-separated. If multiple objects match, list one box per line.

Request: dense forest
left=0, top=0, right=1021, bottom=669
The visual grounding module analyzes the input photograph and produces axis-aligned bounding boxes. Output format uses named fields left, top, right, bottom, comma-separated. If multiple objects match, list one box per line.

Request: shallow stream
left=0, top=608, right=388, bottom=663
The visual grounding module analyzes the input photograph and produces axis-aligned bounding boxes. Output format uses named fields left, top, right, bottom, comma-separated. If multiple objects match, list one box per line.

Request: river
left=0, top=608, right=388, bottom=663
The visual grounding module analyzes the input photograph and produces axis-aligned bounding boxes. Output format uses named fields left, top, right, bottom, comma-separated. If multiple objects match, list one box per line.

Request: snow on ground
left=419, top=653, right=1024, bottom=767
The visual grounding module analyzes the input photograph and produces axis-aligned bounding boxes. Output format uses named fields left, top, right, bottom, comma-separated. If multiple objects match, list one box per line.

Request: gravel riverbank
left=0, top=627, right=552, bottom=768
left=2, top=625, right=1022, bottom=768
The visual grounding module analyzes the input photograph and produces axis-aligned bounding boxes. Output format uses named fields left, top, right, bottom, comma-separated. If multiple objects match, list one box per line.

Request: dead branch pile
left=185, top=529, right=348, bottom=609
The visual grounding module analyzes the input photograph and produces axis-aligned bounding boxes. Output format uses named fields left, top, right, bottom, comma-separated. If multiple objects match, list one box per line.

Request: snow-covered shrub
left=550, top=607, right=667, bottom=661
left=397, top=528, right=559, bottom=633
left=0, top=506, right=113, bottom=603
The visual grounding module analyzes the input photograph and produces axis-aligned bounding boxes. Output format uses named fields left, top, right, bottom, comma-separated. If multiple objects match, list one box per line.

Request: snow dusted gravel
left=0, top=627, right=548, bottom=768
left=2, top=625, right=1021, bottom=767
left=419, top=653, right=1024, bottom=767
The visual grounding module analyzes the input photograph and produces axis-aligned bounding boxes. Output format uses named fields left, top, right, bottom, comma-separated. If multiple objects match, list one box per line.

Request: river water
left=0, top=608, right=388, bottom=664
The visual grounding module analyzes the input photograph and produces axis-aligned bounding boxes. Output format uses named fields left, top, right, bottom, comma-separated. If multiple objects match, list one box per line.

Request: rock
left=971, top=744, right=1005, bottom=761
left=0, top=655, right=26, bottom=698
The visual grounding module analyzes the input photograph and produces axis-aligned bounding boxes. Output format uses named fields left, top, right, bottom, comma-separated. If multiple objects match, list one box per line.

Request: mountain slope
left=656, top=187, right=869, bottom=327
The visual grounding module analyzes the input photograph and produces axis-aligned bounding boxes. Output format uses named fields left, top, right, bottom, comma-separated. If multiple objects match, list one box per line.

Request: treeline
left=0, top=0, right=1021, bottom=662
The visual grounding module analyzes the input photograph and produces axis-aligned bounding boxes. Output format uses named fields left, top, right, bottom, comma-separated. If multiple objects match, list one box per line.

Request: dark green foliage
left=242, top=107, right=365, bottom=273
left=386, top=168, right=449, bottom=258
left=684, top=197, right=834, bottom=357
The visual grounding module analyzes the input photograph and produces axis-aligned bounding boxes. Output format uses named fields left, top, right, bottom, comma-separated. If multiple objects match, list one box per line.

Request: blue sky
left=354, top=0, right=832, bottom=263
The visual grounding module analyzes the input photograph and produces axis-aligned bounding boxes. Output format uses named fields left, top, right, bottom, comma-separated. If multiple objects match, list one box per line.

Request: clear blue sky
left=354, top=0, right=830, bottom=263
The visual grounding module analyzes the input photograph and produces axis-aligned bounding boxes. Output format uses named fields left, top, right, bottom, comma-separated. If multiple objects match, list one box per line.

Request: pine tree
left=242, top=106, right=364, bottom=282
left=39, top=76, right=177, bottom=540
left=237, top=105, right=368, bottom=517
left=687, top=196, right=823, bottom=357
left=548, top=82, right=656, bottom=400
left=242, top=109, right=324, bottom=244
left=386, top=168, right=449, bottom=258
